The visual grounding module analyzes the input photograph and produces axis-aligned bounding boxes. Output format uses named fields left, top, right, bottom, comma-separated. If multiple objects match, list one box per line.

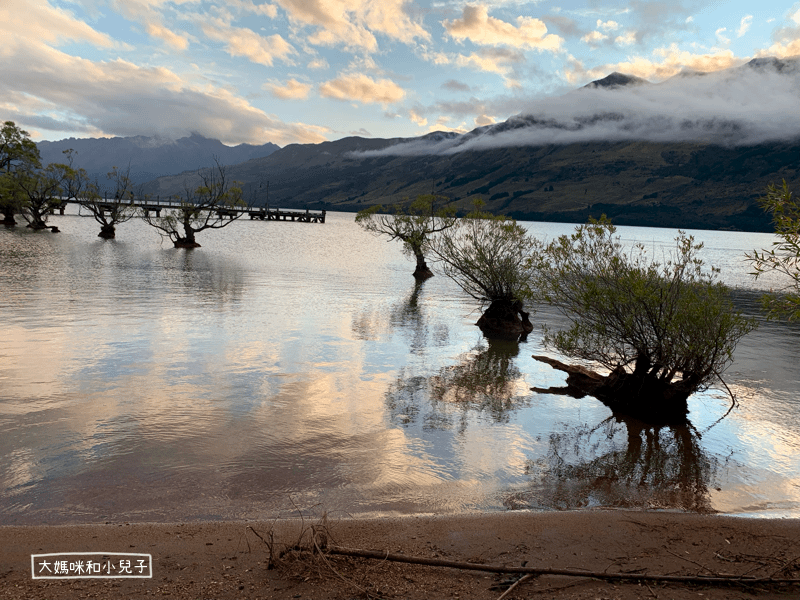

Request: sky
left=2, top=0, right=799, bottom=147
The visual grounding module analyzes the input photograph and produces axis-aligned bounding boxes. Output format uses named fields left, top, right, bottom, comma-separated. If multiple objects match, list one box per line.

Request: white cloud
left=358, top=63, right=800, bottom=155
left=109, top=0, right=196, bottom=50
left=319, top=73, right=405, bottom=105
left=443, top=5, right=563, bottom=52
left=0, top=0, right=115, bottom=49
left=451, top=48, right=524, bottom=87
left=428, top=116, right=468, bottom=134
left=200, top=17, right=294, bottom=66
left=420, top=49, right=451, bottom=65
left=265, top=78, right=312, bottom=99
left=597, top=20, right=620, bottom=32
left=582, top=31, right=608, bottom=45
left=716, top=27, right=730, bottom=45
left=146, top=22, right=190, bottom=50
left=756, top=9, right=800, bottom=58
left=757, top=38, right=800, bottom=58
left=566, top=44, right=747, bottom=83
left=307, top=56, right=329, bottom=69
left=737, top=15, right=753, bottom=37
left=409, top=109, right=427, bottom=127
left=614, top=31, right=637, bottom=46
left=227, top=0, right=278, bottom=18
left=1, top=36, right=327, bottom=145
left=274, top=0, right=429, bottom=51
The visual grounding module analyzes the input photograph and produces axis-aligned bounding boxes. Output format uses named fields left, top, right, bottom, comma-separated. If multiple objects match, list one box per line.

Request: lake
left=1, top=208, right=798, bottom=524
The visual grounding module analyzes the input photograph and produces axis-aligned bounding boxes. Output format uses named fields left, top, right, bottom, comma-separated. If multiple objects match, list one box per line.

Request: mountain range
left=43, top=56, right=800, bottom=232
left=37, top=133, right=279, bottom=185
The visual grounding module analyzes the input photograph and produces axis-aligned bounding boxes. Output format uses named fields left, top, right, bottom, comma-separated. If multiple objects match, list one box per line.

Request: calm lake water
left=1, top=209, right=799, bottom=524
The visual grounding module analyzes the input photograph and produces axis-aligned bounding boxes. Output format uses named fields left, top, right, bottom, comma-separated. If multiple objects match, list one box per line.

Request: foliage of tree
left=745, top=181, right=800, bottom=320
left=0, top=121, right=41, bottom=225
left=141, top=159, right=244, bottom=248
left=530, top=217, right=756, bottom=423
left=430, top=202, right=539, bottom=340
left=355, top=194, right=457, bottom=279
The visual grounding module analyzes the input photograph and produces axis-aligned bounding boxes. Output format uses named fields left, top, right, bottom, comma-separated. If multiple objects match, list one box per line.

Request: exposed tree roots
left=531, top=354, right=691, bottom=424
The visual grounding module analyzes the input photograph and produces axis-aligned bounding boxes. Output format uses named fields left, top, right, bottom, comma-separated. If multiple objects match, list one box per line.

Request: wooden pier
left=248, top=207, right=326, bottom=223
left=51, top=199, right=326, bottom=224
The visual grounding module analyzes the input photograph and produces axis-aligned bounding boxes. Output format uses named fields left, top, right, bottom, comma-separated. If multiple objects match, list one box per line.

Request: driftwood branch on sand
left=326, top=546, right=800, bottom=587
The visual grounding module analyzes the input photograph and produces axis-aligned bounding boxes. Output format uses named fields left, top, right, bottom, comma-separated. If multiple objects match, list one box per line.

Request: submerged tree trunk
left=174, top=223, right=200, bottom=248
left=98, top=223, right=116, bottom=239
left=174, top=237, right=201, bottom=248
left=26, top=217, right=49, bottom=231
left=531, top=355, right=692, bottom=424
left=412, top=250, right=433, bottom=279
left=477, top=298, right=533, bottom=341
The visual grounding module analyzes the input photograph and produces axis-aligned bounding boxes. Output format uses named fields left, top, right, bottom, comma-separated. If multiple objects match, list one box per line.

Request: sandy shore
left=2, top=510, right=799, bottom=599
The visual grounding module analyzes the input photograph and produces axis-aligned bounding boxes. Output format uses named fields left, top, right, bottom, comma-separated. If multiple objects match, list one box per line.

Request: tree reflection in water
left=429, top=338, right=529, bottom=423
left=384, top=338, right=531, bottom=433
left=379, top=291, right=720, bottom=511
left=508, top=415, right=719, bottom=512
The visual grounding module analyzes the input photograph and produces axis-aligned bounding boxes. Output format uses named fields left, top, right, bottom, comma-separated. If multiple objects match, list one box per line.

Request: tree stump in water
left=531, top=355, right=691, bottom=425
left=477, top=299, right=533, bottom=341
left=174, top=239, right=201, bottom=248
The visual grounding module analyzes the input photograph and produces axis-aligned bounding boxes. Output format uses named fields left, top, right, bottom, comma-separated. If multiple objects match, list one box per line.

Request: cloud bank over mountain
left=356, top=57, right=800, bottom=156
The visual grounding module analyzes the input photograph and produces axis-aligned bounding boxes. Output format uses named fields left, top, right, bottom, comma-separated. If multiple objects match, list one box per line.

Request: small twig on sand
left=311, top=523, right=372, bottom=599
left=769, top=555, right=800, bottom=579
left=496, top=574, right=531, bottom=600
left=247, top=526, right=277, bottom=570
left=665, top=548, right=715, bottom=575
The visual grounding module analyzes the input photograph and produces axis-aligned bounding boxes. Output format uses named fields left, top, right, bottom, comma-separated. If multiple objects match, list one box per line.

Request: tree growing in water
left=430, top=202, right=539, bottom=340
left=530, top=218, right=756, bottom=424
left=16, top=160, right=74, bottom=231
left=355, top=194, right=457, bottom=279
left=0, top=121, right=41, bottom=226
left=77, top=164, right=138, bottom=239
left=141, top=160, right=244, bottom=248
left=745, top=181, right=800, bottom=320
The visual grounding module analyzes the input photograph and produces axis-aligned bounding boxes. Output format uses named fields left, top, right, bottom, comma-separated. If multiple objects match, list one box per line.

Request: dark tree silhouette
left=141, top=159, right=244, bottom=248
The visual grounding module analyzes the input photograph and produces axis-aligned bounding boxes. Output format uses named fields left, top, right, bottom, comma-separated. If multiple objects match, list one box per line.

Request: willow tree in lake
left=356, top=194, right=457, bottom=279
left=78, top=165, right=138, bottom=239
left=530, top=217, right=756, bottom=424
left=0, top=121, right=41, bottom=226
left=141, top=159, right=244, bottom=248
left=430, top=202, right=539, bottom=340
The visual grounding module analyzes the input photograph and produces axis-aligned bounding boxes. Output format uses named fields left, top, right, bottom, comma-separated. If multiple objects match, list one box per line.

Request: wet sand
left=2, top=510, right=799, bottom=599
